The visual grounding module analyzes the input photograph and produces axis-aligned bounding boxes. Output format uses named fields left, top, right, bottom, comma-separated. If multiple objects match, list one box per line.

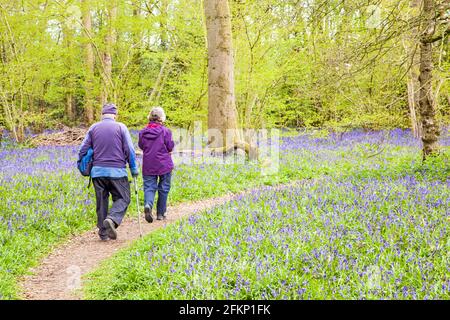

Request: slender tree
left=418, top=0, right=444, bottom=160
left=203, top=0, right=241, bottom=149
left=62, top=19, right=75, bottom=121
left=101, top=0, right=117, bottom=105
left=81, top=0, right=95, bottom=123
left=404, top=0, right=422, bottom=139
left=160, top=0, right=169, bottom=51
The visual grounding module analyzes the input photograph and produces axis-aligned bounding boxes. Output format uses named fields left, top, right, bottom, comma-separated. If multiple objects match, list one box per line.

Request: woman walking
left=138, top=107, right=175, bottom=222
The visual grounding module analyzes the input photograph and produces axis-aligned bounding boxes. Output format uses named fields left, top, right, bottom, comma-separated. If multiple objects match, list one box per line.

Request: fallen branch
left=173, top=141, right=259, bottom=160
left=30, top=127, right=88, bottom=147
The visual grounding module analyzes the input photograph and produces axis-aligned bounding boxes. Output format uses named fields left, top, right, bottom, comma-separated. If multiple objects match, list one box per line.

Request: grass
left=0, top=129, right=449, bottom=299
left=83, top=130, right=450, bottom=299
left=84, top=175, right=450, bottom=299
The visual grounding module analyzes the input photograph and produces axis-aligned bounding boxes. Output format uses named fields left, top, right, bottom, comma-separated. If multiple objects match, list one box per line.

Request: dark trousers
left=93, top=177, right=130, bottom=238
left=143, top=172, right=171, bottom=215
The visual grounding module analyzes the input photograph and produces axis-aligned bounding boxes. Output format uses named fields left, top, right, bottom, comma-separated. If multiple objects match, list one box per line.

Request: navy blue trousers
left=93, top=177, right=130, bottom=238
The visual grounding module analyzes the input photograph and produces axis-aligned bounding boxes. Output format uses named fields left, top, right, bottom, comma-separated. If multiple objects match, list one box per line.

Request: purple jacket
left=138, top=122, right=174, bottom=176
left=79, top=118, right=138, bottom=178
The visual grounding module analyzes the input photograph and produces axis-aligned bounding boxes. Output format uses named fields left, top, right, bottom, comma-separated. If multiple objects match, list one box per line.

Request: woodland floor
left=19, top=194, right=236, bottom=300
left=19, top=181, right=303, bottom=300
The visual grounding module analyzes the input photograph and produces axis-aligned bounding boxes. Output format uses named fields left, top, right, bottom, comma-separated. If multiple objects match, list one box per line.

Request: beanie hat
left=148, top=106, right=166, bottom=122
left=102, top=103, right=117, bottom=115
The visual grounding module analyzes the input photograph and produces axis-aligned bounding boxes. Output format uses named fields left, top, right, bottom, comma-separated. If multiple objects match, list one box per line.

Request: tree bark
left=148, top=56, right=170, bottom=103
left=204, top=0, right=241, bottom=148
left=65, top=92, right=74, bottom=121
left=132, top=1, right=142, bottom=52
left=418, top=0, right=440, bottom=160
left=407, top=78, right=421, bottom=138
left=101, top=0, right=117, bottom=105
left=62, top=24, right=75, bottom=122
left=160, top=0, right=169, bottom=51
left=404, top=0, right=422, bottom=139
left=81, top=0, right=95, bottom=124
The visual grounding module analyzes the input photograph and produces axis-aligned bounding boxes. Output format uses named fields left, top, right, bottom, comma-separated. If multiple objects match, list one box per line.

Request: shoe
left=144, top=205, right=153, bottom=223
left=103, top=218, right=117, bottom=240
left=98, top=231, right=109, bottom=241
left=156, top=214, right=164, bottom=221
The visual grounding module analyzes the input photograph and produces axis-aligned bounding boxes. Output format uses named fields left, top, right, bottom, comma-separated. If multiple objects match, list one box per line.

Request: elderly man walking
left=78, top=103, right=138, bottom=241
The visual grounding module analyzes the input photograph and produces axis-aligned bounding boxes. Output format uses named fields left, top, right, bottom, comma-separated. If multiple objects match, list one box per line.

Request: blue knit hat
left=102, top=103, right=117, bottom=115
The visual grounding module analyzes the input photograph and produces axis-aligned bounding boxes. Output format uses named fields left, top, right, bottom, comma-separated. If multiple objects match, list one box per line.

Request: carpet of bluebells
left=84, top=129, right=450, bottom=300
left=0, top=130, right=264, bottom=299
left=0, top=128, right=449, bottom=299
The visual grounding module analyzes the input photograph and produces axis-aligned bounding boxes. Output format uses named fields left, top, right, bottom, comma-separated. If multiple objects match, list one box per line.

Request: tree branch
left=426, top=27, right=450, bottom=43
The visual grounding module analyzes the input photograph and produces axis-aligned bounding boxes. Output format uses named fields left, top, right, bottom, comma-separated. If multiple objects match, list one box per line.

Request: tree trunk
left=65, top=92, right=74, bottom=122
left=81, top=0, right=95, bottom=124
left=62, top=24, right=75, bottom=122
left=407, top=78, right=421, bottom=138
left=160, top=0, right=169, bottom=51
left=418, top=0, right=440, bottom=160
left=132, top=1, right=142, bottom=52
left=101, top=1, right=117, bottom=105
left=404, top=0, right=422, bottom=139
left=148, top=56, right=170, bottom=104
left=204, top=0, right=241, bottom=148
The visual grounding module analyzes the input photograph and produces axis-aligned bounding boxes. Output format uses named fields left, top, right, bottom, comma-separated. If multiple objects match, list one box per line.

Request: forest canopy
left=0, top=0, right=449, bottom=140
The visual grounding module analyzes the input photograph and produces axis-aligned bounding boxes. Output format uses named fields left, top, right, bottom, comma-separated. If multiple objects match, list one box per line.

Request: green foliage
left=1, top=129, right=449, bottom=299
left=0, top=172, right=96, bottom=299
left=1, top=0, right=449, bottom=137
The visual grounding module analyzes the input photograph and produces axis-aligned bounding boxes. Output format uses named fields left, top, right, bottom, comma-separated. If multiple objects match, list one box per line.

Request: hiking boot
left=99, top=236, right=110, bottom=242
left=103, top=218, right=117, bottom=240
left=144, top=205, right=153, bottom=223
left=98, top=231, right=109, bottom=241
left=156, top=214, right=166, bottom=221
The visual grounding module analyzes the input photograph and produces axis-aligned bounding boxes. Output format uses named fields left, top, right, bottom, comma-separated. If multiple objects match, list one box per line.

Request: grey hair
left=102, top=114, right=116, bottom=120
left=148, top=106, right=166, bottom=122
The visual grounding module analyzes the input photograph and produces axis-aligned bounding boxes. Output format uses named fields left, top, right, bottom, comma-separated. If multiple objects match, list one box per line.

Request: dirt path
left=19, top=181, right=305, bottom=300
left=19, top=193, right=237, bottom=300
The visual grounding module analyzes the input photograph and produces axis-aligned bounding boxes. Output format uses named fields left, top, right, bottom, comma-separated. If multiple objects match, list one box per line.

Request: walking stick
left=133, top=176, right=143, bottom=237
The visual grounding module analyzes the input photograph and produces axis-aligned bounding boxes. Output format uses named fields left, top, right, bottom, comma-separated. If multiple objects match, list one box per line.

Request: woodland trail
left=19, top=181, right=304, bottom=300
left=19, top=195, right=235, bottom=300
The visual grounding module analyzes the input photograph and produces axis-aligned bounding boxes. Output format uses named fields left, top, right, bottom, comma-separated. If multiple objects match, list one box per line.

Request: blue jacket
left=79, top=118, right=138, bottom=178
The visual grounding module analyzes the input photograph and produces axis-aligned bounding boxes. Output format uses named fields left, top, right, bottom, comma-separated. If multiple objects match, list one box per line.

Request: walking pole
left=133, top=176, right=143, bottom=237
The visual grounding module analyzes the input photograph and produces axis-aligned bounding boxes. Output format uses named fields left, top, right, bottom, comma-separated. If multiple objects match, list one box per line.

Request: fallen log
left=173, top=141, right=259, bottom=160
